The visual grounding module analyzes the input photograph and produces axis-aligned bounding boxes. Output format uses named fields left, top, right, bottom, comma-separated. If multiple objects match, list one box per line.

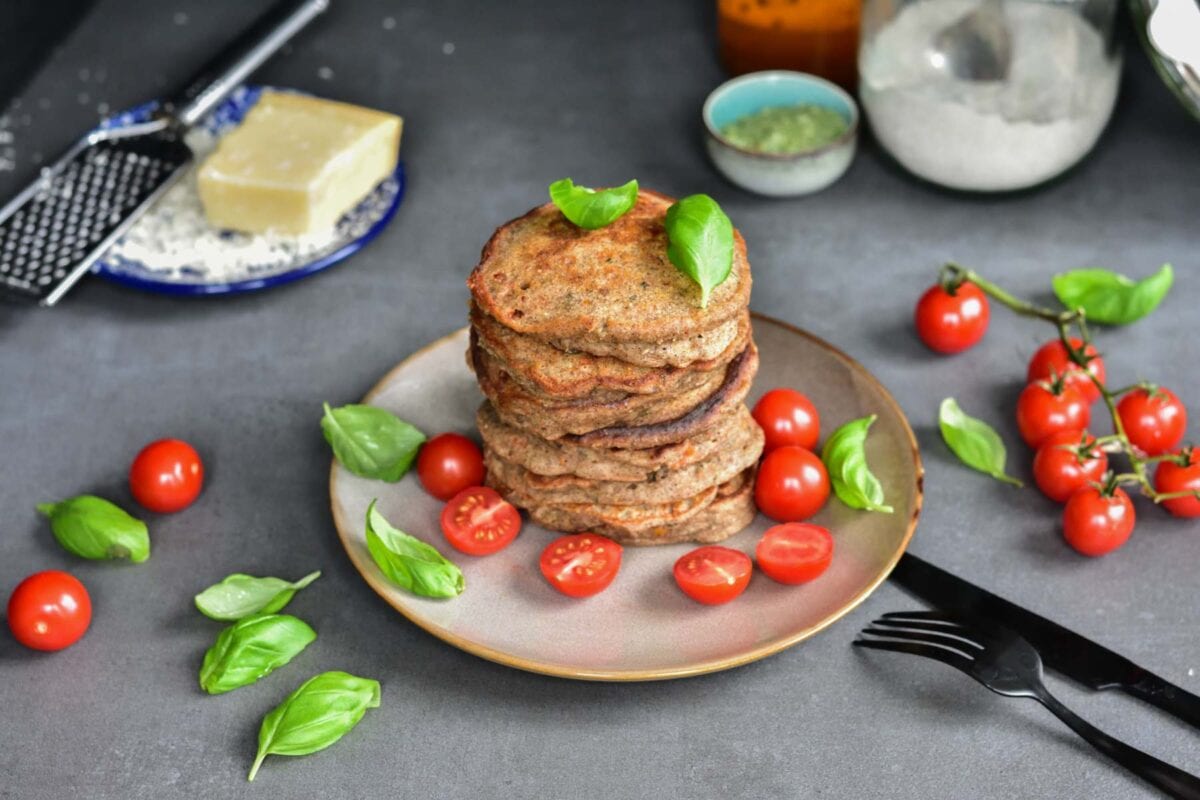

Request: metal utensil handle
left=167, top=0, right=330, bottom=129
left=1035, top=687, right=1200, bottom=799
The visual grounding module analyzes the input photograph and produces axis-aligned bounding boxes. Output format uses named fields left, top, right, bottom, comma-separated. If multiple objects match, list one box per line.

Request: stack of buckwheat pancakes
left=466, top=189, right=762, bottom=546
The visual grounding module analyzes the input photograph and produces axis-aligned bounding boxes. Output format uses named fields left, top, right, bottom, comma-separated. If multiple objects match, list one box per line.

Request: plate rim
left=330, top=311, right=924, bottom=681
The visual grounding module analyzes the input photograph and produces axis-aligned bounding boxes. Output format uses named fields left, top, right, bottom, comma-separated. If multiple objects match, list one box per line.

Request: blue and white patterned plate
left=92, top=85, right=405, bottom=296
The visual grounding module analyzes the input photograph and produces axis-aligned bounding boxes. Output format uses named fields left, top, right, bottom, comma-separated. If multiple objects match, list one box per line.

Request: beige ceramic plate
left=330, top=314, right=922, bottom=681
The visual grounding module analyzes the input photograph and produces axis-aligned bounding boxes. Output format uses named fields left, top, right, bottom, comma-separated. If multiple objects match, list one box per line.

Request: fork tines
left=854, top=610, right=989, bottom=667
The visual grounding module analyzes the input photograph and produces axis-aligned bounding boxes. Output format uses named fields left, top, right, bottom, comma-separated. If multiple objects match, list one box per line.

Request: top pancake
left=467, top=189, right=752, bottom=346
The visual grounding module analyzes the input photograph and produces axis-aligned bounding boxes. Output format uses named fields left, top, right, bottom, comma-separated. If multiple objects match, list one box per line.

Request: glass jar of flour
left=858, top=0, right=1122, bottom=192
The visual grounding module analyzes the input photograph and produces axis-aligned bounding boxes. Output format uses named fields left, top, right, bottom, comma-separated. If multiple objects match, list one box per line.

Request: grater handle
left=166, top=0, right=330, bottom=129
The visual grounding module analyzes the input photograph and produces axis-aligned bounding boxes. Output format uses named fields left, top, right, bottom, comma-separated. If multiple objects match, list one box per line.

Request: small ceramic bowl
left=703, top=70, right=859, bottom=197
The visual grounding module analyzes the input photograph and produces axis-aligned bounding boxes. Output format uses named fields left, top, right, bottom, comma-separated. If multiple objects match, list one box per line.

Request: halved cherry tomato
left=673, top=546, right=752, bottom=605
left=1026, top=338, right=1106, bottom=405
left=752, top=388, right=820, bottom=452
left=1117, top=387, right=1187, bottom=456
left=755, top=523, right=834, bottom=585
left=1062, top=486, right=1135, bottom=557
left=914, top=282, right=990, bottom=354
left=129, top=438, right=204, bottom=513
left=439, top=486, right=521, bottom=555
left=539, top=534, right=623, bottom=598
left=1154, top=449, right=1200, bottom=518
left=418, top=433, right=485, bottom=500
left=755, top=446, right=830, bottom=522
left=7, top=570, right=92, bottom=651
left=1032, top=430, right=1108, bottom=503
left=1016, top=381, right=1090, bottom=448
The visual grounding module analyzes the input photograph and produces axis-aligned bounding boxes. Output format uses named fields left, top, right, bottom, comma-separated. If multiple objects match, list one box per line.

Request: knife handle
left=1125, top=671, right=1200, bottom=732
left=166, top=0, right=330, bottom=129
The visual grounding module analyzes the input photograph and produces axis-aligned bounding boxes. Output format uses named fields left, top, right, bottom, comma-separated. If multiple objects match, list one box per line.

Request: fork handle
left=1035, top=687, right=1200, bottom=799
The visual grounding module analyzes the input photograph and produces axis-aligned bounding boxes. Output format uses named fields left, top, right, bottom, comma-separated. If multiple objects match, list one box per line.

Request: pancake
left=476, top=402, right=762, bottom=483
left=567, top=340, right=758, bottom=450
left=471, top=303, right=750, bottom=399
left=490, top=469, right=757, bottom=546
left=482, top=420, right=761, bottom=505
left=546, top=313, right=743, bottom=369
left=471, top=333, right=740, bottom=439
left=467, top=189, right=752, bottom=349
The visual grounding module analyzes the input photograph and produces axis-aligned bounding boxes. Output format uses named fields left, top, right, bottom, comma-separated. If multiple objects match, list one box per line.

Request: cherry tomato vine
left=937, top=262, right=1198, bottom=508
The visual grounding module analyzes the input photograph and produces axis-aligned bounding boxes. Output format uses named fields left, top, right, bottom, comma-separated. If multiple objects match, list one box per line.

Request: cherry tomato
left=1062, top=486, right=1135, bottom=557
left=538, top=534, right=623, bottom=598
left=755, top=523, right=834, bottom=585
left=1032, top=430, right=1109, bottom=503
left=673, top=546, right=753, bottom=605
left=417, top=433, right=485, bottom=501
left=1026, top=338, right=1106, bottom=404
left=129, top=438, right=204, bottom=513
left=1117, top=387, right=1187, bottom=457
left=755, top=446, right=830, bottom=522
left=1154, top=450, right=1200, bottom=518
left=1016, top=381, right=1090, bottom=449
left=439, top=486, right=521, bottom=555
left=914, top=282, right=990, bottom=354
left=7, top=570, right=92, bottom=651
left=752, top=388, right=820, bottom=452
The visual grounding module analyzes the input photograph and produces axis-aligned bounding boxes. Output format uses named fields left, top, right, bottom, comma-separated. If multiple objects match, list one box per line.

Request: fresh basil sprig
left=548, top=178, right=638, bottom=229
left=664, top=194, right=734, bottom=309
left=37, top=495, right=150, bottom=563
left=199, top=614, right=317, bottom=695
left=1052, top=264, right=1173, bottom=325
left=938, top=398, right=1022, bottom=487
left=249, top=671, right=381, bottom=782
left=821, top=415, right=894, bottom=514
left=365, top=500, right=464, bottom=599
left=195, top=571, right=321, bottom=621
left=321, top=403, right=425, bottom=482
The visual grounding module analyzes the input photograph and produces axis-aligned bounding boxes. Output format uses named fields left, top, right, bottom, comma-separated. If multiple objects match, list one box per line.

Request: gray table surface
left=2, top=1, right=1198, bottom=798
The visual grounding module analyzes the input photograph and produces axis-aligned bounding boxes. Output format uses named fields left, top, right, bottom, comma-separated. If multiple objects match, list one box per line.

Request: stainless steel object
left=1133, top=0, right=1200, bottom=122
left=0, top=0, right=330, bottom=306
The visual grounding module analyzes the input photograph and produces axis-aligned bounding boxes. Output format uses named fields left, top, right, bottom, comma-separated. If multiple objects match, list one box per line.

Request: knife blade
left=890, top=552, right=1200, bottom=731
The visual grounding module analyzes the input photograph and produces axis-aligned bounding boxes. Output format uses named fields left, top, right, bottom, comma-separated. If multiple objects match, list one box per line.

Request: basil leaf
left=938, top=398, right=1022, bottom=487
left=548, top=178, right=638, bottom=229
left=664, top=194, right=734, bottom=308
left=195, top=571, right=321, bottom=621
left=321, top=403, right=425, bottom=482
left=249, top=671, right=381, bottom=782
left=1052, top=264, right=1173, bottom=325
left=199, top=614, right=316, bottom=695
left=365, top=500, right=464, bottom=599
left=37, top=495, right=149, bottom=563
left=821, top=415, right=894, bottom=514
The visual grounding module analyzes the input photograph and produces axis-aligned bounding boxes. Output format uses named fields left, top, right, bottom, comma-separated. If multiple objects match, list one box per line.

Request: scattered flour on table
left=108, top=128, right=342, bottom=281
left=859, top=0, right=1121, bottom=191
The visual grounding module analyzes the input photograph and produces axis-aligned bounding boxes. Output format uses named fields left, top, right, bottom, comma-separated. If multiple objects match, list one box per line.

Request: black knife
left=890, top=552, right=1200, bottom=731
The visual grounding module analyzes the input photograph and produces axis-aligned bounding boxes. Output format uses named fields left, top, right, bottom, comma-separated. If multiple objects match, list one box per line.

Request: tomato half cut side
left=755, top=523, right=834, bottom=585
left=539, top=534, right=623, bottom=598
left=673, top=545, right=753, bottom=605
left=440, top=487, right=521, bottom=556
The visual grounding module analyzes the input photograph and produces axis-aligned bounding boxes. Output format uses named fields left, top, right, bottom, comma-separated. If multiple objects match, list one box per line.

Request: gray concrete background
left=1, top=1, right=1197, bottom=797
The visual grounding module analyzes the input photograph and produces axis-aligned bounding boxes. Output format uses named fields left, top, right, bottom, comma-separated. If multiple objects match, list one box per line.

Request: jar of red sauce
left=717, top=0, right=861, bottom=89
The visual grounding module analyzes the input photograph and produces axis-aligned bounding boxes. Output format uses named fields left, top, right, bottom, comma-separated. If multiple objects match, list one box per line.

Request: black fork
left=856, top=610, right=1200, bottom=799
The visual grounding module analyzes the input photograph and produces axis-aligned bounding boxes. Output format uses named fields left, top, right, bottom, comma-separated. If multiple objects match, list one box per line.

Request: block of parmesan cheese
left=197, top=91, right=402, bottom=235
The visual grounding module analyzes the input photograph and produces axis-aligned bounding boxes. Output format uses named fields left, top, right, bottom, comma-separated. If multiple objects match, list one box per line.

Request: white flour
left=106, top=128, right=343, bottom=282
left=860, top=0, right=1121, bottom=191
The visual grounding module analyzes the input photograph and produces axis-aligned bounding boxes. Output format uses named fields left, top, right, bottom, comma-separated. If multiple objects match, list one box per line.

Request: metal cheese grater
left=0, top=0, right=329, bottom=306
